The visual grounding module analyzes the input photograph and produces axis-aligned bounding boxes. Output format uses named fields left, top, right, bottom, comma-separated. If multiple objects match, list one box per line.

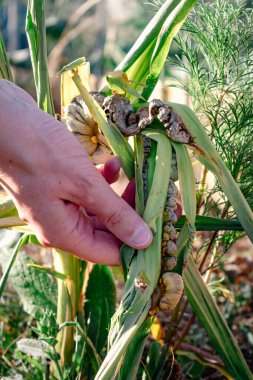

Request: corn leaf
left=184, top=255, right=253, bottom=380
left=141, top=0, right=197, bottom=100
left=120, top=244, right=136, bottom=282
left=171, top=142, right=196, bottom=273
left=85, top=265, right=116, bottom=355
left=172, top=142, right=196, bottom=225
left=176, top=215, right=243, bottom=231
left=116, top=0, right=196, bottom=100
left=26, top=0, right=54, bottom=115
left=0, top=35, right=13, bottom=81
left=168, top=102, right=253, bottom=243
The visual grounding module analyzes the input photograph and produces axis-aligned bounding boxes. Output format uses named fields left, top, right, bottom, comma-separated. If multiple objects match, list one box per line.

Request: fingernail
left=130, top=223, right=152, bottom=247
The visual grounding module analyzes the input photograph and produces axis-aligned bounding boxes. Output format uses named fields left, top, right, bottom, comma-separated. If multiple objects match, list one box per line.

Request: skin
left=0, top=79, right=152, bottom=265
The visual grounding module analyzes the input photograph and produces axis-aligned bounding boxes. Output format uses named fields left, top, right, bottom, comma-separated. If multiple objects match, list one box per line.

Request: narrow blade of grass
left=0, top=197, right=18, bottom=218
left=184, top=255, right=253, bottom=380
left=0, top=234, right=40, bottom=298
left=0, top=35, right=13, bottom=81
left=26, top=0, right=54, bottom=115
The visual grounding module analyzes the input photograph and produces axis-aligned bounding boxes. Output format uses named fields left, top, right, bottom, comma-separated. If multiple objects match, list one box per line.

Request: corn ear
left=68, top=69, right=135, bottom=179
left=95, top=132, right=172, bottom=380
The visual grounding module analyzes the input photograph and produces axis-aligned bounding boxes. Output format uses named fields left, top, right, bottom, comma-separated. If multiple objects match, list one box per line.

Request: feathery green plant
left=173, top=0, right=253, bottom=255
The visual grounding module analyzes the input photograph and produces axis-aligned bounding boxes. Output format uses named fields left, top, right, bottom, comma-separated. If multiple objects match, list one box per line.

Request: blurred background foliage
left=0, top=0, right=185, bottom=110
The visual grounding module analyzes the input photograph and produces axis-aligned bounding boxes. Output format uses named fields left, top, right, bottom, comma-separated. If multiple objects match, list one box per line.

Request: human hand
left=0, top=80, right=152, bottom=265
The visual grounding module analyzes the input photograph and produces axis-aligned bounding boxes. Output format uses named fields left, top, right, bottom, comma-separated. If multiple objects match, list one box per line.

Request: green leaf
left=171, top=142, right=196, bottom=273
left=99, top=1, right=196, bottom=100
left=173, top=142, right=196, bottom=225
left=85, top=265, right=116, bottom=354
left=94, top=304, right=149, bottom=380
left=143, top=342, right=167, bottom=380
left=0, top=234, right=40, bottom=298
left=141, top=0, right=197, bottom=100
left=17, top=338, right=54, bottom=359
left=176, top=215, right=243, bottom=231
left=184, top=255, right=253, bottom=380
left=26, top=0, right=54, bottom=115
left=27, top=263, right=69, bottom=281
left=168, top=102, right=253, bottom=243
left=1, top=238, right=57, bottom=318
left=0, top=35, right=13, bottom=81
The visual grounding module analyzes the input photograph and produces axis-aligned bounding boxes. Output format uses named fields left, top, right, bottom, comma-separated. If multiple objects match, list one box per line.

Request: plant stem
left=53, top=250, right=81, bottom=367
left=173, top=313, right=196, bottom=351
left=52, top=352, right=64, bottom=380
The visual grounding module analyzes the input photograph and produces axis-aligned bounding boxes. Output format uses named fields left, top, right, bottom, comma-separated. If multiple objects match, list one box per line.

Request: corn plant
left=0, top=0, right=253, bottom=379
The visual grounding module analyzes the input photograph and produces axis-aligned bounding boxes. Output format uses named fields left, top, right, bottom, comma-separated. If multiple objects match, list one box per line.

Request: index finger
left=68, top=159, right=152, bottom=249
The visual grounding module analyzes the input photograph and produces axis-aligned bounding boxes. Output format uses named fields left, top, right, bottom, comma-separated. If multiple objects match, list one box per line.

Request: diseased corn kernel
left=166, top=240, right=177, bottom=255
left=163, top=224, right=177, bottom=240
left=162, top=256, right=177, bottom=271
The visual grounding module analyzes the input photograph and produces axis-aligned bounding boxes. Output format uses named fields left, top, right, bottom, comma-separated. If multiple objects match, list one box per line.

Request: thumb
left=68, top=160, right=152, bottom=249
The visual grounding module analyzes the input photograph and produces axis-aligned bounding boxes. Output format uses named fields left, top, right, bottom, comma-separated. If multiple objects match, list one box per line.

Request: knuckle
left=39, top=233, right=54, bottom=248
left=101, top=204, right=126, bottom=227
left=74, top=172, right=102, bottom=208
